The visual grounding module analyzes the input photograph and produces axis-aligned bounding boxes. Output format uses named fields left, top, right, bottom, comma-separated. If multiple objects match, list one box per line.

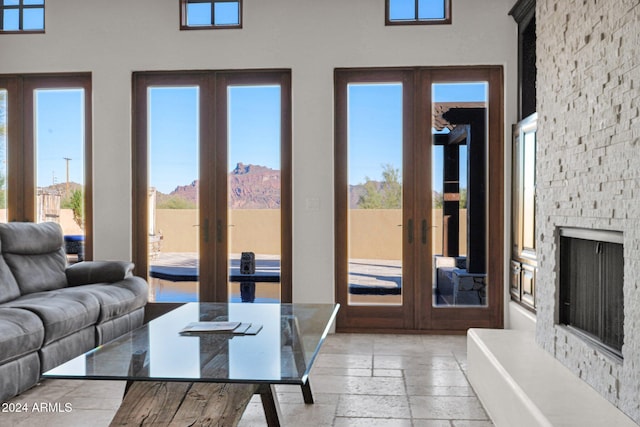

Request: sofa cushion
left=4, top=289, right=100, bottom=345
left=78, top=276, right=148, bottom=324
left=0, top=307, right=44, bottom=364
left=39, top=326, right=95, bottom=373
left=66, top=261, right=135, bottom=286
left=0, top=248, right=21, bottom=304
left=0, top=222, right=68, bottom=294
left=0, top=353, right=41, bottom=403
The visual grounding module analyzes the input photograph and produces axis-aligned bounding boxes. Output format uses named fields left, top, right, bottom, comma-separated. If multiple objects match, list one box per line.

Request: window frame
left=180, top=0, right=242, bottom=30
left=385, top=0, right=451, bottom=26
left=0, top=0, right=45, bottom=34
left=0, top=73, right=93, bottom=259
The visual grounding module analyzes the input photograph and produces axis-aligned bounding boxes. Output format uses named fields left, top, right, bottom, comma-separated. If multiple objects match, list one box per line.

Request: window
left=386, top=0, right=451, bottom=25
left=181, top=0, right=241, bottom=29
left=1, top=0, right=45, bottom=32
left=0, top=74, right=92, bottom=260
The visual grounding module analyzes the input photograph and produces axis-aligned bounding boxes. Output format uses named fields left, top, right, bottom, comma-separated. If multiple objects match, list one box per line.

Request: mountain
left=157, top=163, right=281, bottom=209
left=158, top=164, right=448, bottom=210
left=229, top=163, right=281, bottom=208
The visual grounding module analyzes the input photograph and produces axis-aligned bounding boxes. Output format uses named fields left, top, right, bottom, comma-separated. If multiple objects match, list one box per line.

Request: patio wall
left=155, top=209, right=281, bottom=255
left=0, top=208, right=83, bottom=236
left=156, top=208, right=467, bottom=260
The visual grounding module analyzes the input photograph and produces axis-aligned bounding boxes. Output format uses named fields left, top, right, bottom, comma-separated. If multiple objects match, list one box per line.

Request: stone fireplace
left=536, top=0, right=640, bottom=422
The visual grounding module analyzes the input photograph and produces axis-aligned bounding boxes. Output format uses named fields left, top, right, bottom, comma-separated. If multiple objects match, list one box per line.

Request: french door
left=335, top=66, right=503, bottom=332
left=133, top=70, right=291, bottom=303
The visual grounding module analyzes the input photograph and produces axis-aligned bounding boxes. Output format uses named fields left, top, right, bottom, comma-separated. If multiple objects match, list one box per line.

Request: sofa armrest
left=66, top=261, right=135, bottom=286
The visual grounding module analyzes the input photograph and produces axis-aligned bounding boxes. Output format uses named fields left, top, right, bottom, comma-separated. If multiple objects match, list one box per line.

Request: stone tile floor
left=2, top=333, right=493, bottom=426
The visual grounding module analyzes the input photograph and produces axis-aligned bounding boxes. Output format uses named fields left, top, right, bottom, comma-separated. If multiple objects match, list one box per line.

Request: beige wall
left=0, top=0, right=517, bottom=304
left=157, top=208, right=467, bottom=260
left=156, top=209, right=281, bottom=255
left=0, top=208, right=83, bottom=236
left=348, top=209, right=467, bottom=260
left=154, top=209, right=199, bottom=253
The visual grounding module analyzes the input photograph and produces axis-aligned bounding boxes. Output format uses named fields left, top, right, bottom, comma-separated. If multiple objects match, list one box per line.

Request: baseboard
left=507, top=300, right=536, bottom=333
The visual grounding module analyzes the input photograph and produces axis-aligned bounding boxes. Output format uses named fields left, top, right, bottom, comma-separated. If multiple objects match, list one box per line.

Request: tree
left=358, top=164, right=402, bottom=209
left=156, top=195, right=196, bottom=209
left=61, top=189, right=84, bottom=229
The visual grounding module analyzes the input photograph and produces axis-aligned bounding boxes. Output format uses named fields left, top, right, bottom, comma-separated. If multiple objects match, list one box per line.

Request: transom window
left=181, top=0, right=241, bottom=29
left=1, top=0, right=44, bottom=32
left=386, top=0, right=451, bottom=25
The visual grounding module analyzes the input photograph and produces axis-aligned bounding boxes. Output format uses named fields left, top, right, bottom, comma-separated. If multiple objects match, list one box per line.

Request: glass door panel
left=147, top=87, right=200, bottom=302
left=226, top=85, right=282, bottom=303
left=347, top=83, right=403, bottom=306
left=431, top=82, right=488, bottom=307
left=34, top=89, right=85, bottom=262
left=0, top=89, right=6, bottom=223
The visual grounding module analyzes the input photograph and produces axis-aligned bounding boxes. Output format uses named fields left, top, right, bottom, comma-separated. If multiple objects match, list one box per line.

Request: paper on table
left=180, top=321, right=241, bottom=334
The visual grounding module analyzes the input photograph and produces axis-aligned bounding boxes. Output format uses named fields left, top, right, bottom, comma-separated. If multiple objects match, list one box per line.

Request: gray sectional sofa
left=0, top=222, right=148, bottom=402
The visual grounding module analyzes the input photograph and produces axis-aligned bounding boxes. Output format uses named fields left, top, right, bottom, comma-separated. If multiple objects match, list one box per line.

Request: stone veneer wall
left=535, top=0, right=640, bottom=422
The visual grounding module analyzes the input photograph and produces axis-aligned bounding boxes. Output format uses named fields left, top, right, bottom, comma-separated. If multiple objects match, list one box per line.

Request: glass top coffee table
left=43, top=302, right=339, bottom=427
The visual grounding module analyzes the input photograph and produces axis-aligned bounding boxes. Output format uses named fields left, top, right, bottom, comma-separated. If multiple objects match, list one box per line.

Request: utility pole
left=63, top=157, right=71, bottom=195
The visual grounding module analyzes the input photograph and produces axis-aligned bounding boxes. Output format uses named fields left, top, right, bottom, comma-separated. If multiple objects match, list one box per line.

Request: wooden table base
left=109, top=381, right=265, bottom=427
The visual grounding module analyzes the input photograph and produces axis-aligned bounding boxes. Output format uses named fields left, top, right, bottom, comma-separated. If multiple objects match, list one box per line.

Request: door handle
left=408, top=219, right=414, bottom=244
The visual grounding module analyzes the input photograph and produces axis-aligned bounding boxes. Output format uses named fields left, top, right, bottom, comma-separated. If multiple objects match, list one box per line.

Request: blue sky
left=149, top=87, right=199, bottom=194
left=2, top=0, right=45, bottom=31
left=35, top=89, right=85, bottom=187
left=186, top=1, right=239, bottom=26
left=147, top=85, right=280, bottom=194
left=28, top=80, right=486, bottom=196
left=348, top=82, right=487, bottom=190
left=389, top=0, right=446, bottom=20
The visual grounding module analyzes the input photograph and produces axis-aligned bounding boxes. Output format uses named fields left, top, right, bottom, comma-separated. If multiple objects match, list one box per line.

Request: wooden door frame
left=132, top=70, right=292, bottom=303
left=334, top=66, right=504, bottom=332
left=334, top=68, right=416, bottom=331
left=0, top=73, right=93, bottom=260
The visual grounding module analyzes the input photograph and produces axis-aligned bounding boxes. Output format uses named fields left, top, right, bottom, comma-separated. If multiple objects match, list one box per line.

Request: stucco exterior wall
left=536, top=0, right=640, bottom=421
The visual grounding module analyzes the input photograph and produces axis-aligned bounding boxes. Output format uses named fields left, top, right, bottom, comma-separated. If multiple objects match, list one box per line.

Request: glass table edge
left=41, top=302, right=340, bottom=384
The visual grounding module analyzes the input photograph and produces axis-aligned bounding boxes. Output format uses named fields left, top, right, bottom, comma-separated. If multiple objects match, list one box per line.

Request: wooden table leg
left=110, top=381, right=258, bottom=427
left=259, top=384, right=283, bottom=427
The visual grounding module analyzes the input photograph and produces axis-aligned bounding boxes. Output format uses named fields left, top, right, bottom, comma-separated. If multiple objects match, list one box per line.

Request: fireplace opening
left=559, top=228, right=624, bottom=358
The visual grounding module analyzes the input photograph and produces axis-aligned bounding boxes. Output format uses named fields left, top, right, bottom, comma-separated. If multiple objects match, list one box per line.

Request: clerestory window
left=386, top=0, right=451, bottom=25
left=1, top=0, right=45, bottom=33
left=181, top=0, right=242, bottom=30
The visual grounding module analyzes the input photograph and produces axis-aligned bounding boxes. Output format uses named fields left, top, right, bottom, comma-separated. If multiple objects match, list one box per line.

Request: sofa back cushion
left=0, top=222, right=68, bottom=295
left=0, top=240, right=21, bottom=303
